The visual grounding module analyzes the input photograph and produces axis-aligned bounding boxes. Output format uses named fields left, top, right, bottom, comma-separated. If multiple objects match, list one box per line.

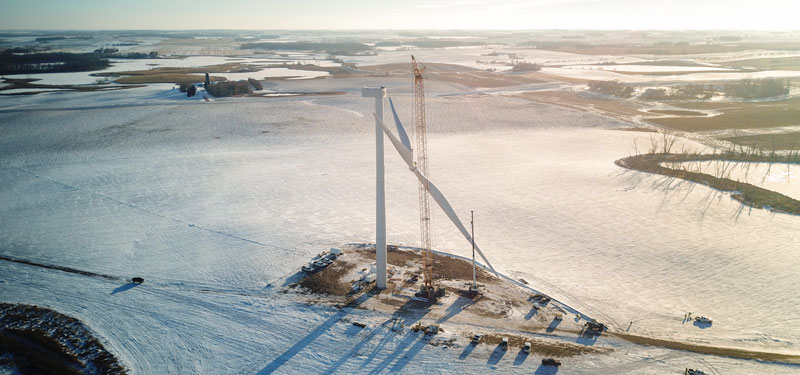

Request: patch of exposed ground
left=614, top=332, right=800, bottom=364
left=478, top=333, right=609, bottom=357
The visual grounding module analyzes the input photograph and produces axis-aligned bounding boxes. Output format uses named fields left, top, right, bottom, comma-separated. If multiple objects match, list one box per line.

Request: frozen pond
left=673, top=160, right=800, bottom=200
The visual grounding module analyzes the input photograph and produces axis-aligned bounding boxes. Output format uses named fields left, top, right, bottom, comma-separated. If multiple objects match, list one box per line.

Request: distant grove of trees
left=205, top=80, right=259, bottom=97
left=510, top=61, right=542, bottom=72
left=0, top=51, right=110, bottom=74
left=722, top=78, right=790, bottom=99
left=587, top=78, right=791, bottom=101
left=587, top=80, right=633, bottom=98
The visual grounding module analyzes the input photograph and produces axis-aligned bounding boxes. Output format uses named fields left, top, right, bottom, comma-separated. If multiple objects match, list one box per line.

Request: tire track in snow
left=0, top=253, right=120, bottom=281
left=11, top=165, right=296, bottom=256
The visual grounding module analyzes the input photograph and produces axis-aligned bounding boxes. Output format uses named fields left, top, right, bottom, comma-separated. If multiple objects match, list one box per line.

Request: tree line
left=0, top=51, right=110, bottom=74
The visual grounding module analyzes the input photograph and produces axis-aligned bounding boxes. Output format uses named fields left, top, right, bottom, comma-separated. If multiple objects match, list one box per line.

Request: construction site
left=284, top=57, right=609, bottom=368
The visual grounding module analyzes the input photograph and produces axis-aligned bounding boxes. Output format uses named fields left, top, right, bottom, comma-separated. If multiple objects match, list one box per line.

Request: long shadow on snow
left=332, top=297, right=431, bottom=374
left=513, top=349, right=529, bottom=366
left=524, top=306, right=539, bottom=320
left=389, top=333, right=429, bottom=373
left=323, top=318, right=396, bottom=374
left=111, top=282, right=139, bottom=294
left=368, top=331, right=424, bottom=375
left=459, top=341, right=477, bottom=360
left=487, top=343, right=507, bottom=365
left=436, top=295, right=474, bottom=324
left=576, top=329, right=599, bottom=346
left=546, top=317, right=561, bottom=333
left=535, top=364, right=559, bottom=375
left=258, top=288, right=378, bottom=374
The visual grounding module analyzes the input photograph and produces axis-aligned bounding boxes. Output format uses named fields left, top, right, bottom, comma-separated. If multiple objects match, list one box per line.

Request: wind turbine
left=372, top=102, right=499, bottom=280
left=362, top=86, right=388, bottom=289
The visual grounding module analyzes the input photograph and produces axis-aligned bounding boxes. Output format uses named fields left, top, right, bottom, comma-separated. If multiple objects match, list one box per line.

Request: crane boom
left=412, top=55, right=435, bottom=297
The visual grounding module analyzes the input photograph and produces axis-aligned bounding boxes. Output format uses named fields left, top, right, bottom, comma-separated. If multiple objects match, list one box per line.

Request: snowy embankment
left=0, top=303, right=127, bottom=374
left=1, top=81, right=799, bottom=373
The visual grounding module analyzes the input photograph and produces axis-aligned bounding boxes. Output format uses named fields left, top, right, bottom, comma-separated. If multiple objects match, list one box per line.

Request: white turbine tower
left=362, top=86, right=388, bottom=289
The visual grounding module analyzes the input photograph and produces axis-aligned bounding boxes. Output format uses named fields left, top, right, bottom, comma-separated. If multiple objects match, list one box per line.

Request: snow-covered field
left=1, top=75, right=799, bottom=374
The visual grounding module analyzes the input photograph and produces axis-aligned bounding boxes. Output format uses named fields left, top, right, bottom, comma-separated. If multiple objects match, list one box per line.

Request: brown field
left=613, top=69, right=735, bottom=76
left=612, top=127, right=658, bottom=132
left=725, top=56, right=800, bottom=71
left=671, top=96, right=800, bottom=110
left=723, top=132, right=800, bottom=151
left=115, top=73, right=226, bottom=85
left=358, top=62, right=479, bottom=74
left=650, top=106, right=800, bottom=132
left=515, top=90, right=645, bottom=117
left=535, top=42, right=800, bottom=56
left=648, top=109, right=707, bottom=116
left=97, top=63, right=257, bottom=76
left=429, top=71, right=546, bottom=88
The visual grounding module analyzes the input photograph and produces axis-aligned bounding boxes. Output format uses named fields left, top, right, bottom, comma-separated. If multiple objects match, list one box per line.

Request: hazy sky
left=1, top=0, right=797, bottom=30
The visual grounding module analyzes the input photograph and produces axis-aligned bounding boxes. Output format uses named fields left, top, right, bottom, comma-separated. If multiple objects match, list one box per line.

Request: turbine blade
left=388, top=97, right=412, bottom=151
left=411, top=168, right=499, bottom=278
left=373, top=112, right=499, bottom=278
left=373, top=112, right=413, bottom=168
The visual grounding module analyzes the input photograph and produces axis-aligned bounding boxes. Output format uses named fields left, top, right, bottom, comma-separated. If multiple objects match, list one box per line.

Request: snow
left=673, top=160, right=800, bottom=200
left=1, top=75, right=799, bottom=374
left=562, top=65, right=731, bottom=73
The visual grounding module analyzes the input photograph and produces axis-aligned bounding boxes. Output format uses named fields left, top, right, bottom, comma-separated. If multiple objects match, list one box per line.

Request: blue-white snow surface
left=1, top=80, right=799, bottom=374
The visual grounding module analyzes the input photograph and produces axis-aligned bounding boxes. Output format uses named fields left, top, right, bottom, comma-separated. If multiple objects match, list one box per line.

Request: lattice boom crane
left=412, top=55, right=435, bottom=297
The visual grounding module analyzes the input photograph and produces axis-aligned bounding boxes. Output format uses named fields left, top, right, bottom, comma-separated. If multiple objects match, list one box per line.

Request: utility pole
left=362, top=86, right=387, bottom=290
left=470, top=210, right=478, bottom=292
